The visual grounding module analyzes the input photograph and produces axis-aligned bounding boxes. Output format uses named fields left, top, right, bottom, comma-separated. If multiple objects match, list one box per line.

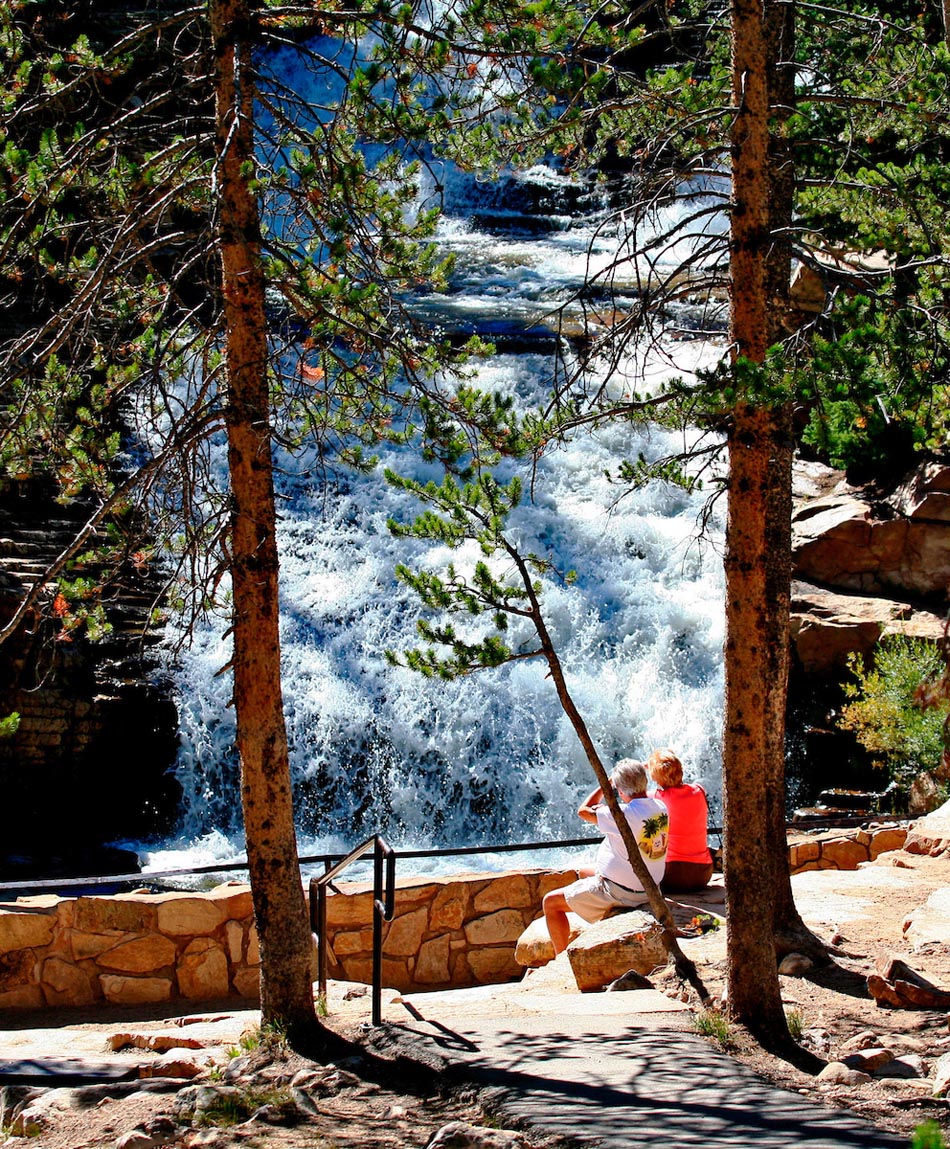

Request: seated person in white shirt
left=542, top=758, right=669, bottom=954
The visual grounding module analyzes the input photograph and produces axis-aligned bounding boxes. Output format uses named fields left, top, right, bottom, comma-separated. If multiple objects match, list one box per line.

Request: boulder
left=778, top=953, right=815, bottom=977
left=905, top=799, right=950, bottom=857
left=889, top=461, right=950, bottom=521
left=839, top=1030, right=880, bottom=1053
left=902, top=887, right=950, bottom=948
left=908, top=773, right=945, bottom=816
left=878, top=1054, right=925, bottom=1079
left=139, top=1049, right=210, bottom=1079
left=842, top=1047, right=894, bottom=1073
left=789, top=459, right=950, bottom=674
left=427, top=1121, right=530, bottom=1149
left=514, top=915, right=585, bottom=968
left=792, top=490, right=950, bottom=598
left=565, top=911, right=667, bottom=993
left=606, top=969, right=654, bottom=992
left=789, top=582, right=945, bottom=676
left=933, top=1051, right=950, bottom=1097
left=817, top=1061, right=872, bottom=1086
left=867, top=960, right=950, bottom=1010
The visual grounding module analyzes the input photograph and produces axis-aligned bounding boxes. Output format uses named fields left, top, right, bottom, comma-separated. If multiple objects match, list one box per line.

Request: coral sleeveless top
left=656, top=783, right=711, bottom=865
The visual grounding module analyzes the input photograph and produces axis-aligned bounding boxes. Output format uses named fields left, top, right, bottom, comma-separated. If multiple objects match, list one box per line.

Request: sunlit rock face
left=790, top=459, right=950, bottom=677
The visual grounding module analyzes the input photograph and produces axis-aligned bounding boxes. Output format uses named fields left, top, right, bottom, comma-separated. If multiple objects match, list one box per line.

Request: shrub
left=785, top=1008, right=805, bottom=1041
left=838, top=636, right=948, bottom=790
left=911, top=1121, right=946, bottom=1149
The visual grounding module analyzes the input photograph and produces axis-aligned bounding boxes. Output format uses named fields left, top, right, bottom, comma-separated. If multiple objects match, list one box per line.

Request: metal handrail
left=0, top=816, right=911, bottom=1025
left=0, top=834, right=605, bottom=895
left=0, top=815, right=910, bottom=896
left=309, top=835, right=396, bottom=1027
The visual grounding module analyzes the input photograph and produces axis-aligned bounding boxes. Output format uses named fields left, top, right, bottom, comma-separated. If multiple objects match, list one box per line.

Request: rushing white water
left=135, top=48, right=731, bottom=878
left=142, top=352, right=727, bottom=876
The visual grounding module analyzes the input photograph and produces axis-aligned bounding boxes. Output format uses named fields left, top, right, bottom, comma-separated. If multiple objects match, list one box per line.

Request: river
left=132, top=45, right=731, bottom=881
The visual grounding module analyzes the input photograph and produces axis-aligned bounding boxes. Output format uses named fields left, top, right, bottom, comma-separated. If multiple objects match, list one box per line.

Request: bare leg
left=577, top=864, right=596, bottom=878
left=543, top=889, right=572, bottom=954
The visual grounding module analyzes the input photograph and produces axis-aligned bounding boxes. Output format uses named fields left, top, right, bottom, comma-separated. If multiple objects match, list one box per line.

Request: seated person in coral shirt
left=646, top=747, right=713, bottom=893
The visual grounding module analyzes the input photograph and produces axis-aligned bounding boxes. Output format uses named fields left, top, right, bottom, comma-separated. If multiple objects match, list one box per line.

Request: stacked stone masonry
left=0, top=826, right=908, bottom=1012
left=787, top=824, right=907, bottom=872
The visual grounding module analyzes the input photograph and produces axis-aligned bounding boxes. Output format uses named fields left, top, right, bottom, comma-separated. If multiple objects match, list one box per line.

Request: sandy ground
left=2, top=847, right=949, bottom=1148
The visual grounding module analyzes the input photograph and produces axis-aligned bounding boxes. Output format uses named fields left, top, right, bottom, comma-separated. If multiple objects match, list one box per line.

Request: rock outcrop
left=790, top=459, right=950, bottom=676
left=903, top=797, right=950, bottom=858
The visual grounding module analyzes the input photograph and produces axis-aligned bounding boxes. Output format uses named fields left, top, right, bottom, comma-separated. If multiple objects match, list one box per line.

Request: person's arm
left=577, top=786, right=604, bottom=824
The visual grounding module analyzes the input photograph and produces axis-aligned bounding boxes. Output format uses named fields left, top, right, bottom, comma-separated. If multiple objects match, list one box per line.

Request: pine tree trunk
left=723, top=403, right=792, bottom=1046
left=212, top=0, right=317, bottom=1037
left=725, top=0, right=800, bottom=1048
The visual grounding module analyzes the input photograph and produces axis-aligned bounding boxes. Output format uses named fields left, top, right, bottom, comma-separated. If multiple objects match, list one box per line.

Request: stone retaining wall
left=321, top=869, right=576, bottom=992
left=787, top=824, right=907, bottom=872
left=0, top=869, right=577, bottom=1011
left=0, top=884, right=260, bottom=1012
left=0, top=825, right=910, bottom=1012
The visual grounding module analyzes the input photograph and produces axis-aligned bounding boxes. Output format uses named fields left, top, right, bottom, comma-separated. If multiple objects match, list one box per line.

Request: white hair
left=610, top=758, right=647, bottom=796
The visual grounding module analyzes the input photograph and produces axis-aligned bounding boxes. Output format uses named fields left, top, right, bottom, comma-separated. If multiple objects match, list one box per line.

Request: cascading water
left=135, top=43, right=731, bottom=879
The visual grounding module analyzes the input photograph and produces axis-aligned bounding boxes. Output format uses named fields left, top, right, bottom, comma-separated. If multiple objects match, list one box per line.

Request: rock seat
left=514, top=906, right=672, bottom=992
left=565, top=911, right=669, bottom=992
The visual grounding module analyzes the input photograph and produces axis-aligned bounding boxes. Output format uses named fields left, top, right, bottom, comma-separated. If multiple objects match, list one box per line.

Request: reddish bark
left=724, top=0, right=820, bottom=1050
left=212, top=0, right=316, bottom=1036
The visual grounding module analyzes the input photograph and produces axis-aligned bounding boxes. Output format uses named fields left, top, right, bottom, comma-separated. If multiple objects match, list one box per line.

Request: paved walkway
left=1, top=978, right=908, bottom=1148
left=388, top=981, right=907, bottom=1148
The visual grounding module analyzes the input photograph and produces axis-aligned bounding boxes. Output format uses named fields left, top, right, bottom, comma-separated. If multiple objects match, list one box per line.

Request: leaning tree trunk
left=212, top=0, right=317, bottom=1038
left=506, top=545, right=711, bottom=1005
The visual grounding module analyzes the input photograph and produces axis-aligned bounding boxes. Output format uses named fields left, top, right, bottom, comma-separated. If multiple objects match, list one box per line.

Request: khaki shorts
left=562, top=875, right=649, bottom=923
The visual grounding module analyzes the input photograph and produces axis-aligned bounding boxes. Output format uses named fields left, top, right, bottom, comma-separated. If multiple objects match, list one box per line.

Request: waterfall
left=134, top=45, right=730, bottom=878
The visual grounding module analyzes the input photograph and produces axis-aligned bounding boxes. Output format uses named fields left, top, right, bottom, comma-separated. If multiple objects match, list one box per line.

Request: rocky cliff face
left=0, top=478, right=180, bottom=880
left=787, top=457, right=950, bottom=811
left=791, top=458, right=949, bottom=677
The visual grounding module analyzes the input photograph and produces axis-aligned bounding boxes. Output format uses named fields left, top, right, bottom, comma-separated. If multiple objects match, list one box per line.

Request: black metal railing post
left=371, top=839, right=396, bottom=1026
left=309, top=835, right=397, bottom=1026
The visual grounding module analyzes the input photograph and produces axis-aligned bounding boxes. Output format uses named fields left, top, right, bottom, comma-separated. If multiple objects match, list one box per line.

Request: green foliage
left=187, top=1085, right=296, bottom=1128
left=386, top=468, right=548, bottom=679
left=612, top=452, right=704, bottom=494
left=839, top=636, right=948, bottom=788
left=797, top=294, right=950, bottom=477
left=784, top=1008, right=804, bottom=1042
left=693, top=1009, right=739, bottom=1051
left=0, top=711, right=20, bottom=739
left=911, top=1121, right=946, bottom=1149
